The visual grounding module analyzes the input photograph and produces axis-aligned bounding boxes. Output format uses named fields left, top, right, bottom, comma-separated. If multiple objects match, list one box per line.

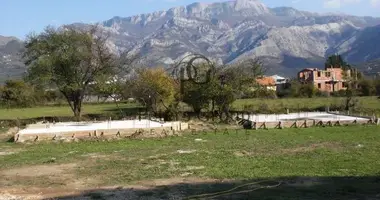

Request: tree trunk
left=194, top=108, right=201, bottom=120
left=211, top=99, right=215, bottom=122
left=113, top=96, right=123, bottom=118
left=73, top=99, right=82, bottom=121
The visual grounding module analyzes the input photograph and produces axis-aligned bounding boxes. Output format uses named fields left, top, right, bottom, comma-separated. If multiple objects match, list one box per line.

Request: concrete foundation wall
left=250, top=119, right=373, bottom=129
left=15, top=122, right=189, bottom=143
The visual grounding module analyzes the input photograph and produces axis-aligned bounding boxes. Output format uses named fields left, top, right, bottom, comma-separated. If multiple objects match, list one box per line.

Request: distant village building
left=298, top=67, right=351, bottom=92
left=256, top=76, right=277, bottom=91
left=271, top=74, right=289, bottom=91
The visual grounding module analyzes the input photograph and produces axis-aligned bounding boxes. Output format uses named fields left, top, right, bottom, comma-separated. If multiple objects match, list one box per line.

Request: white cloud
left=370, top=0, right=380, bottom=7
left=323, top=0, right=361, bottom=8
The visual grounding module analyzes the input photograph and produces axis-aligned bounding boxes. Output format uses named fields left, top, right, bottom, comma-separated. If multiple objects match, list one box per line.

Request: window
left=318, top=83, right=321, bottom=89
left=317, top=71, right=321, bottom=77
left=326, top=72, right=331, bottom=77
left=342, top=82, right=348, bottom=88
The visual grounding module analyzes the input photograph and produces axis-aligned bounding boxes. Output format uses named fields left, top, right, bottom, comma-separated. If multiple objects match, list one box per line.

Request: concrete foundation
left=236, top=112, right=374, bottom=130
left=236, top=112, right=371, bottom=123
left=15, top=120, right=189, bottom=143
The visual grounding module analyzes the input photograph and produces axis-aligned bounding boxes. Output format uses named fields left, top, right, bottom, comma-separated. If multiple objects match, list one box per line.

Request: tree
left=325, top=54, right=349, bottom=69
left=375, top=79, right=380, bottom=96
left=222, top=58, right=265, bottom=97
left=288, top=80, right=317, bottom=98
left=182, top=82, right=210, bottom=117
left=23, top=25, right=122, bottom=119
left=92, top=76, right=125, bottom=115
left=172, top=54, right=265, bottom=122
left=212, top=83, right=236, bottom=121
left=1, top=80, right=36, bottom=108
left=299, top=83, right=317, bottom=98
left=358, top=79, right=376, bottom=96
left=131, top=68, right=177, bottom=116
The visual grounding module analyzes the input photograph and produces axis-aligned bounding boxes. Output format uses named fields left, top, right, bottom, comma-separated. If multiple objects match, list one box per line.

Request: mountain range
left=1, top=0, right=380, bottom=82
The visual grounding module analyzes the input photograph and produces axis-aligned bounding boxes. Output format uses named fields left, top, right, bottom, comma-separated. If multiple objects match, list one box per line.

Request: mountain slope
left=335, top=24, right=380, bottom=63
left=96, top=0, right=380, bottom=74
left=0, top=37, right=24, bottom=82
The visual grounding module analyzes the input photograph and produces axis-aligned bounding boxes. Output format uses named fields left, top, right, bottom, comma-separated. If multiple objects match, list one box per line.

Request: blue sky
left=1, top=0, right=379, bottom=39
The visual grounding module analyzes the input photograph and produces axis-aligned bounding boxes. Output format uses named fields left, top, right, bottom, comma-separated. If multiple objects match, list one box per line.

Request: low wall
left=239, top=118, right=376, bottom=130
left=15, top=122, right=189, bottom=143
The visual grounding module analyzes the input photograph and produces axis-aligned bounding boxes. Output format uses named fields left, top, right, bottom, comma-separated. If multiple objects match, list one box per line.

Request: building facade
left=271, top=74, right=289, bottom=91
left=256, top=76, right=277, bottom=91
left=298, top=67, right=350, bottom=92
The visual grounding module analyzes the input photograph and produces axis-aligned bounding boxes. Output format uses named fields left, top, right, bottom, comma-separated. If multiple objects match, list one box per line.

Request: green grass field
left=1, top=126, right=380, bottom=199
left=0, top=97, right=379, bottom=121
left=0, top=103, right=140, bottom=120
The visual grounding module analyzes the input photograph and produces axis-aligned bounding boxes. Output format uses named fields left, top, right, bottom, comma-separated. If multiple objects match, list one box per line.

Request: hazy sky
left=1, top=0, right=379, bottom=39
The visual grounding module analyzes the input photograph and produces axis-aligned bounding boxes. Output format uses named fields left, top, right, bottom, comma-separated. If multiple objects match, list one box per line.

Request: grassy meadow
left=1, top=126, right=380, bottom=199
left=0, top=103, right=140, bottom=120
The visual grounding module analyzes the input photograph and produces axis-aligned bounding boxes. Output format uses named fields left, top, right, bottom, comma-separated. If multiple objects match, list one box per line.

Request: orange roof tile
left=256, top=76, right=275, bottom=86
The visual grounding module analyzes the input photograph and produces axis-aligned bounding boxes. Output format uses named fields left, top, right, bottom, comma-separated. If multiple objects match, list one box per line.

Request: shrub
left=0, top=80, right=37, bottom=108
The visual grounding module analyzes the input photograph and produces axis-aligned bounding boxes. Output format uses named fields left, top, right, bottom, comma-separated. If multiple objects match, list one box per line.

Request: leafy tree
left=288, top=80, right=316, bottom=98
left=131, top=68, right=177, bottom=116
left=182, top=82, right=210, bottom=117
left=325, top=54, right=349, bottom=69
left=221, top=58, right=265, bottom=97
left=92, top=76, right=126, bottom=115
left=343, top=86, right=359, bottom=112
left=299, top=83, right=317, bottom=98
left=358, top=79, right=376, bottom=96
left=337, top=59, right=360, bottom=111
left=375, top=79, right=380, bottom=96
left=1, top=80, right=36, bottom=108
left=213, top=84, right=236, bottom=121
left=23, top=25, right=122, bottom=119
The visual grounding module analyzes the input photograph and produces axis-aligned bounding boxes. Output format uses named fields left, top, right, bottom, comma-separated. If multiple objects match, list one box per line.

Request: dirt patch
left=185, top=166, right=205, bottom=171
left=234, top=150, right=254, bottom=157
left=0, top=151, right=16, bottom=156
left=1, top=162, right=100, bottom=190
left=81, top=152, right=127, bottom=162
left=1, top=177, right=221, bottom=200
left=2, top=163, right=77, bottom=177
left=0, top=192, right=42, bottom=200
left=177, top=150, right=196, bottom=154
left=147, top=153, right=168, bottom=159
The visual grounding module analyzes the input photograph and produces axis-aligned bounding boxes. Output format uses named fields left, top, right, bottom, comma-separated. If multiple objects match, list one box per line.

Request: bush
left=252, top=87, right=277, bottom=98
left=316, top=90, right=330, bottom=97
left=0, top=80, right=37, bottom=108
left=331, top=90, right=347, bottom=97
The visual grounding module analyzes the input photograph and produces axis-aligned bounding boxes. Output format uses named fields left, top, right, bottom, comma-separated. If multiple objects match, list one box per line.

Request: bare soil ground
left=0, top=161, right=217, bottom=200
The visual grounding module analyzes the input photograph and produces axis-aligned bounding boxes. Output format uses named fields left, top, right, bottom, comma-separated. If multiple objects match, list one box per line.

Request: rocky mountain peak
left=233, top=0, right=269, bottom=13
left=0, top=36, right=20, bottom=46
